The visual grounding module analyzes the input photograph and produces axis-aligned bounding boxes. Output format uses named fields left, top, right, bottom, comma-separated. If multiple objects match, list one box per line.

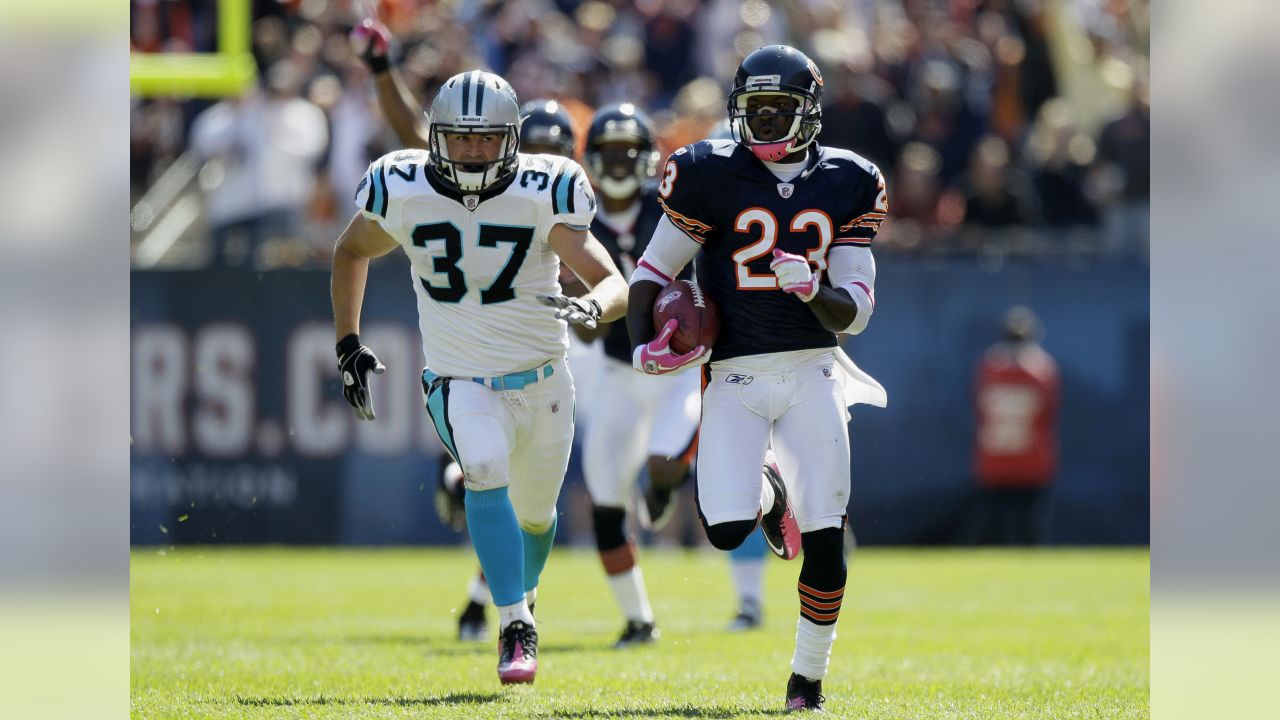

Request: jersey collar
left=425, top=163, right=518, bottom=209
left=733, top=142, right=826, bottom=184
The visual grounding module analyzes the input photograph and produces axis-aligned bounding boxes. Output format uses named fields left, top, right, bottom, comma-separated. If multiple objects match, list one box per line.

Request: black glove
left=434, top=461, right=468, bottom=532
left=336, top=333, right=385, bottom=420
left=537, top=295, right=603, bottom=329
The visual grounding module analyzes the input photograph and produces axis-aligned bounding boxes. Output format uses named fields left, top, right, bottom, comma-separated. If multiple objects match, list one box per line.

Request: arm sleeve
left=631, top=215, right=701, bottom=285
left=826, top=245, right=876, bottom=335
left=545, top=158, right=597, bottom=234
left=656, top=145, right=716, bottom=243
left=833, top=164, right=889, bottom=248
left=352, top=157, right=393, bottom=228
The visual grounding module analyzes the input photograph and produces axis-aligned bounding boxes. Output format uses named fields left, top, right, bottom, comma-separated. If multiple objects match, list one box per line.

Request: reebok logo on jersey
left=821, top=367, right=832, bottom=378
left=655, top=290, right=683, bottom=313
left=725, top=374, right=754, bottom=385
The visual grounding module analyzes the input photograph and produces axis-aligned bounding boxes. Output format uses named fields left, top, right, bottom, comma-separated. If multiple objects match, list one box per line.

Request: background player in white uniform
left=626, top=46, right=888, bottom=711
left=571, top=103, right=701, bottom=647
left=331, top=69, right=627, bottom=685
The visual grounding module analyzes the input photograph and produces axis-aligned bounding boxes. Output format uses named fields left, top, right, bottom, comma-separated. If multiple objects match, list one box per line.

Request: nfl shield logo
left=777, top=183, right=794, bottom=199
left=464, top=195, right=479, bottom=210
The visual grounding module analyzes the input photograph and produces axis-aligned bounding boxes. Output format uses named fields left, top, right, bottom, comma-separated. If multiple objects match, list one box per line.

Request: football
left=652, top=279, right=719, bottom=354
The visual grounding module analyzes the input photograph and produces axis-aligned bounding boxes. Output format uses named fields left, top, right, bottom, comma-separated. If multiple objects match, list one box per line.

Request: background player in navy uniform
left=626, top=45, right=888, bottom=712
left=571, top=103, right=701, bottom=647
left=352, top=18, right=586, bottom=645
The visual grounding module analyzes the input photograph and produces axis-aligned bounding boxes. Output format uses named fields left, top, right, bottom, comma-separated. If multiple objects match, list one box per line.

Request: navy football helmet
left=519, top=99, right=576, bottom=158
left=727, top=45, right=824, bottom=161
left=584, top=102, right=660, bottom=200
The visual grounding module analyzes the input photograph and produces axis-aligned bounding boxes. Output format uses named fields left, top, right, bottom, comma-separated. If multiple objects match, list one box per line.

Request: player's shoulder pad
left=668, top=138, right=737, bottom=171
left=815, top=146, right=882, bottom=185
left=356, top=149, right=429, bottom=219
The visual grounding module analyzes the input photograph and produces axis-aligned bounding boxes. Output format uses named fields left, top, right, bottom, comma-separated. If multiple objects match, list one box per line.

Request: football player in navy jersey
left=570, top=103, right=702, bottom=648
left=626, top=45, right=889, bottom=712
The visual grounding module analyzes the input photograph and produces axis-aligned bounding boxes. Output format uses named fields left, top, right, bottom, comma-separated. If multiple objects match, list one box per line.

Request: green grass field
left=131, top=547, right=1148, bottom=719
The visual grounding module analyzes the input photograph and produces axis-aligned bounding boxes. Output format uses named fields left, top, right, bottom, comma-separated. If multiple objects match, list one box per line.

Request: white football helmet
left=428, top=70, right=522, bottom=193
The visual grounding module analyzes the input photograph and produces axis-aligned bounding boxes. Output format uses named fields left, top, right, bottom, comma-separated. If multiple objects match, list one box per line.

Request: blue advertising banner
left=131, top=258, right=1149, bottom=545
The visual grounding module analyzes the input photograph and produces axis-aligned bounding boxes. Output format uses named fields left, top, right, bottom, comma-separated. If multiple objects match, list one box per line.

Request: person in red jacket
left=968, top=306, right=1061, bottom=545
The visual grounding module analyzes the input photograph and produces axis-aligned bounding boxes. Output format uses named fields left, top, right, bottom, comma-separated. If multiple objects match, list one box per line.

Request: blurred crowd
left=131, top=0, right=1149, bottom=268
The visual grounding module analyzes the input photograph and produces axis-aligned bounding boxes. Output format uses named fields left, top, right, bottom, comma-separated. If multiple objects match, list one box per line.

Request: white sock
left=606, top=567, right=655, bottom=623
left=730, top=558, right=765, bottom=610
left=468, top=572, right=491, bottom=605
left=525, top=587, right=537, bottom=608
left=791, top=617, right=837, bottom=680
left=497, top=599, right=535, bottom=630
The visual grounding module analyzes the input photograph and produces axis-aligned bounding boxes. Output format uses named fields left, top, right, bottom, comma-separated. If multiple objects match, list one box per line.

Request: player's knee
left=517, top=513, right=555, bottom=535
left=704, top=519, right=757, bottom=551
left=459, top=457, right=506, bottom=491
left=646, top=455, right=689, bottom=490
left=592, top=505, right=628, bottom=551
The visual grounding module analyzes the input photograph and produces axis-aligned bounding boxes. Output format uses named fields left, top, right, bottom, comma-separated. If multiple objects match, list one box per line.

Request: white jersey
left=354, top=150, right=597, bottom=377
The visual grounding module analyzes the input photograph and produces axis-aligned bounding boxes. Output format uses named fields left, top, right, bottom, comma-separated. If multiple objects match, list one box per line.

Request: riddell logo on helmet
left=655, top=291, right=683, bottom=313
left=745, top=74, right=781, bottom=88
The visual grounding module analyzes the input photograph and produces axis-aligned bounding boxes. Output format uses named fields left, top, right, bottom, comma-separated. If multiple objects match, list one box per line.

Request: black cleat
left=760, top=462, right=801, bottom=560
left=727, top=599, right=762, bottom=631
left=641, top=484, right=678, bottom=531
left=612, top=620, right=660, bottom=649
left=786, top=673, right=825, bottom=712
left=457, top=600, right=488, bottom=642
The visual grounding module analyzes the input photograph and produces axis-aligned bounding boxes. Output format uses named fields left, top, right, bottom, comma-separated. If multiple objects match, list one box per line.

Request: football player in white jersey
left=331, top=69, right=627, bottom=685
left=350, top=18, right=594, bottom=646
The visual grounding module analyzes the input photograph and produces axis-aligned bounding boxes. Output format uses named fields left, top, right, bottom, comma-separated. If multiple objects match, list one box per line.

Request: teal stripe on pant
left=424, top=374, right=461, bottom=462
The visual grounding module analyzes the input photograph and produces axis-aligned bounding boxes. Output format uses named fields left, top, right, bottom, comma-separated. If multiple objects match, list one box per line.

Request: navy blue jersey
left=656, top=140, right=887, bottom=361
left=592, top=188, right=673, bottom=362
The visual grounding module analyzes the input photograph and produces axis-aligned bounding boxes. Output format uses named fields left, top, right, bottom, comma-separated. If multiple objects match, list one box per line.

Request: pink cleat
left=497, top=620, right=538, bottom=684
left=760, top=460, right=802, bottom=561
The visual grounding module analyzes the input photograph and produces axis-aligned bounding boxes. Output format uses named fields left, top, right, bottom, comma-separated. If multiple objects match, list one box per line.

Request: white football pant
left=696, top=348, right=851, bottom=533
left=584, top=357, right=700, bottom=507
left=423, top=358, right=575, bottom=534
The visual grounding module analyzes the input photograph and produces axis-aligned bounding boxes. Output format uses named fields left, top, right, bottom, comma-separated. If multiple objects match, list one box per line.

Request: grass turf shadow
left=236, top=692, right=503, bottom=707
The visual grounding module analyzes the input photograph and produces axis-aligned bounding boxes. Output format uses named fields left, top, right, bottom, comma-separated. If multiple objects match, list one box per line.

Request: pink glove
left=632, top=319, right=710, bottom=375
left=770, top=248, right=818, bottom=301
left=350, top=19, right=391, bottom=74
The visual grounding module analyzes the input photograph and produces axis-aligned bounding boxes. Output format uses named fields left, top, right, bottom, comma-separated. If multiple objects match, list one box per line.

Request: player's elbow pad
left=839, top=283, right=875, bottom=335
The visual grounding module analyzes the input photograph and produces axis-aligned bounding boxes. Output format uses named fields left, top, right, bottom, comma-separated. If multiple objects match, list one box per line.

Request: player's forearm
left=805, top=286, right=858, bottom=334
left=582, top=274, right=628, bottom=324
left=331, top=243, right=372, bottom=340
left=627, top=279, right=663, bottom=346
left=374, top=71, right=430, bottom=149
